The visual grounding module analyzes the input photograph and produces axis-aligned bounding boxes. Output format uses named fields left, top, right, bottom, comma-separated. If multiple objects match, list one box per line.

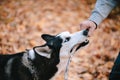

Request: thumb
left=80, top=23, right=88, bottom=30
left=88, top=26, right=96, bottom=36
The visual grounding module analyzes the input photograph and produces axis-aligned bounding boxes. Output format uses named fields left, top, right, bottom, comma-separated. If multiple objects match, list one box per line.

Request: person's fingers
left=80, top=24, right=85, bottom=30
left=80, top=23, right=89, bottom=30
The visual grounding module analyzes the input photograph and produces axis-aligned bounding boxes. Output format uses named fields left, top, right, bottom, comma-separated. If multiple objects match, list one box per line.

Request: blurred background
left=0, top=0, right=120, bottom=80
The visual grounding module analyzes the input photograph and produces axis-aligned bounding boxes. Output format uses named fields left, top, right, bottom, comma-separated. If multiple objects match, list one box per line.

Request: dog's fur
left=0, top=30, right=89, bottom=80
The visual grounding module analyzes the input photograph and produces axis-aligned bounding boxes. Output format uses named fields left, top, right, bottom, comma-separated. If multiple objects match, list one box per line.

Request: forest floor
left=0, top=0, right=120, bottom=80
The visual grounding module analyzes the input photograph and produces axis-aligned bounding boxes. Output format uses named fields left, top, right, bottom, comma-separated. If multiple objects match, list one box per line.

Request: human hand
left=80, top=20, right=97, bottom=36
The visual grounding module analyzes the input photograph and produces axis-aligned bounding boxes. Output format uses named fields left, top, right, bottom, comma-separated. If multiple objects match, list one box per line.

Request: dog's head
left=33, top=29, right=89, bottom=59
left=57, top=29, right=89, bottom=56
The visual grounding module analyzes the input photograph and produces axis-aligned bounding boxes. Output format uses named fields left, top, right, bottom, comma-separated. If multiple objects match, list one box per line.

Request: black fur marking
left=0, top=35, right=63, bottom=80
left=76, top=40, right=89, bottom=51
left=70, top=40, right=89, bottom=53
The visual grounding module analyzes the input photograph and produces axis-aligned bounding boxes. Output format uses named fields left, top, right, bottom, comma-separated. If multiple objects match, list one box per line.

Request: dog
left=0, top=29, right=89, bottom=80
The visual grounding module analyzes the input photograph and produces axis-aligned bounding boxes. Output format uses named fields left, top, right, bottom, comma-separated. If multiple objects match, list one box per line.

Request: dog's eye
left=64, top=37, right=71, bottom=42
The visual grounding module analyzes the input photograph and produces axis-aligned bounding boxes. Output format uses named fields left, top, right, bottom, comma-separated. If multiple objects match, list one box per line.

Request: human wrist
left=88, top=12, right=104, bottom=26
left=88, top=20, right=97, bottom=29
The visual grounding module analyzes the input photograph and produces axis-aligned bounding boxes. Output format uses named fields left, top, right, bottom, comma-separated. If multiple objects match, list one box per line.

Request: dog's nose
left=83, top=29, right=89, bottom=36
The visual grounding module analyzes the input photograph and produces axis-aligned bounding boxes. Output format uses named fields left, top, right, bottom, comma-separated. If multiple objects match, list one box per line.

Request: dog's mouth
left=70, top=39, right=89, bottom=53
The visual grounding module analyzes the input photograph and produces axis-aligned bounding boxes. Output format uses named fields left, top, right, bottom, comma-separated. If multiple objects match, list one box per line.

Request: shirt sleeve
left=88, top=0, right=117, bottom=25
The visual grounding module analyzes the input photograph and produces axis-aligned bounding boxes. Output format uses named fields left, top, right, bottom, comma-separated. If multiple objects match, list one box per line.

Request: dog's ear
left=41, top=34, right=55, bottom=42
left=34, top=45, right=51, bottom=58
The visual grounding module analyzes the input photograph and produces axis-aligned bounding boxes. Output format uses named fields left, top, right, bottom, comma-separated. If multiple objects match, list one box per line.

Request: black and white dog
left=0, top=30, right=89, bottom=80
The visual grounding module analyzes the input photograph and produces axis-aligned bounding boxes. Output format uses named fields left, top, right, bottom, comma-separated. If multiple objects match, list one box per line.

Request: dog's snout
left=83, top=29, right=89, bottom=36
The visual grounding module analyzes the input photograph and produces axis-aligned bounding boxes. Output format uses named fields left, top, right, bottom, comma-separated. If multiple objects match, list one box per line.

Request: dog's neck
left=22, top=49, right=35, bottom=70
left=22, top=48, right=61, bottom=80
left=22, top=49, right=39, bottom=80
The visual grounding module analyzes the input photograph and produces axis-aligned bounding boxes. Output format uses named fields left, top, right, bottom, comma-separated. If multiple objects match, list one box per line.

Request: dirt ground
left=0, top=0, right=120, bottom=80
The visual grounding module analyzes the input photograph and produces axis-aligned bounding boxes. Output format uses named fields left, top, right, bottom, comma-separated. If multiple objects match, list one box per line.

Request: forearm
left=89, top=0, right=117, bottom=25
